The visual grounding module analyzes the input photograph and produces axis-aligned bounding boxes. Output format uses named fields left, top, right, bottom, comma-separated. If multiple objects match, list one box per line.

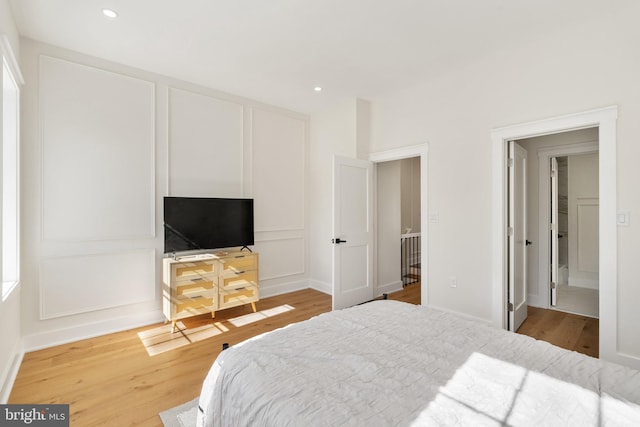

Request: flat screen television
left=164, top=197, right=254, bottom=254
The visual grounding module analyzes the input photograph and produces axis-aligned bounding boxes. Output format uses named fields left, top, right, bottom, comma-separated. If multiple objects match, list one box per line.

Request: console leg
left=251, top=302, right=257, bottom=312
left=171, top=320, right=177, bottom=333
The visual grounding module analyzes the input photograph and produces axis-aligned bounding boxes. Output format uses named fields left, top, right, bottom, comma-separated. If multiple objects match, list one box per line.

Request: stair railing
left=400, top=232, right=421, bottom=286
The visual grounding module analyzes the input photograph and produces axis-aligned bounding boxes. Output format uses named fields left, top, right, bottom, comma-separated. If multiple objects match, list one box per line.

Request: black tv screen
left=164, top=197, right=254, bottom=254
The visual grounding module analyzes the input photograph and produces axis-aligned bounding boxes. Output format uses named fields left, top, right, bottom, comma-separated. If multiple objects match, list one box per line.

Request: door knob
left=332, top=238, right=347, bottom=244
left=525, top=240, right=533, bottom=246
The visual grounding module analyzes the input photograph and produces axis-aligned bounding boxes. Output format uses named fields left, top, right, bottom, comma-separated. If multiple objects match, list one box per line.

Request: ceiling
left=8, top=0, right=627, bottom=114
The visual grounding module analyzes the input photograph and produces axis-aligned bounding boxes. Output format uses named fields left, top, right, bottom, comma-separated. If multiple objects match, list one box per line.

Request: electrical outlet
left=449, top=276, right=457, bottom=288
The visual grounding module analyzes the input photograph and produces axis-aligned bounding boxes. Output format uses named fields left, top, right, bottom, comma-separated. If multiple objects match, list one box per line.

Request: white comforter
left=197, top=300, right=640, bottom=426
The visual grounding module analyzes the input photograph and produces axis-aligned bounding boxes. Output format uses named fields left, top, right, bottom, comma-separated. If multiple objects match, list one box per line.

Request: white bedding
left=197, top=300, right=640, bottom=426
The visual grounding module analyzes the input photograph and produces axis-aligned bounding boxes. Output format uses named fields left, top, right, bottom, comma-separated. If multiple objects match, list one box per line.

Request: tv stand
left=162, top=250, right=259, bottom=332
left=240, top=245, right=252, bottom=252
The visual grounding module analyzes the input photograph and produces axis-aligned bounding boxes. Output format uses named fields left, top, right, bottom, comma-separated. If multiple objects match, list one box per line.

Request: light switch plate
left=617, top=210, right=630, bottom=226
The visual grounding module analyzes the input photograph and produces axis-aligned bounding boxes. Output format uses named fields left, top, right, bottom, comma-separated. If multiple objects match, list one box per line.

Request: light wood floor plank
left=516, top=306, right=599, bottom=357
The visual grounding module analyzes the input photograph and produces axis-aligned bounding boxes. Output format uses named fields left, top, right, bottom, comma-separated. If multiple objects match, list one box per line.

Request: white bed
left=197, top=300, right=640, bottom=426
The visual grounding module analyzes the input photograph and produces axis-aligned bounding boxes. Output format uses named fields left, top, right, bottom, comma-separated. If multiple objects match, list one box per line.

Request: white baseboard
left=22, top=310, right=165, bottom=352
left=427, top=303, right=492, bottom=326
left=0, top=342, right=23, bottom=404
left=308, top=279, right=331, bottom=295
left=568, top=276, right=599, bottom=290
left=259, top=279, right=313, bottom=299
left=377, top=281, right=403, bottom=297
left=609, top=351, right=640, bottom=371
left=527, top=294, right=548, bottom=309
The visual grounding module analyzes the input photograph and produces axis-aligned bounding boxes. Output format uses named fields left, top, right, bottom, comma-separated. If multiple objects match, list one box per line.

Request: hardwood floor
left=10, top=284, right=596, bottom=426
left=383, top=282, right=421, bottom=305
left=9, top=284, right=422, bottom=426
left=516, top=306, right=599, bottom=358
left=9, top=289, right=333, bottom=426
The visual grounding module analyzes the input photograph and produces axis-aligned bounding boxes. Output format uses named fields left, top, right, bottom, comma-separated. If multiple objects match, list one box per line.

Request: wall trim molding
left=39, top=54, right=156, bottom=242
left=378, top=281, right=403, bottom=297
left=0, top=34, right=24, bottom=85
left=259, top=280, right=313, bottom=299
left=308, top=279, right=331, bottom=296
left=39, top=249, right=157, bottom=320
left=427, top=303, right=492, bottom=326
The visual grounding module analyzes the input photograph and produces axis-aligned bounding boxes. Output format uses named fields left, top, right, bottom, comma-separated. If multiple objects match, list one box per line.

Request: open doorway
left=491, top=106, right=619, bottom=364
left=376, top=157, right=421, bottom=301
left=551, top=153, right=599, bottom=318
left=332, top=144, right=428, bottom=310
left=368, top=144, right=428, bottom=306
left=515, top=128, right=599, bottom=320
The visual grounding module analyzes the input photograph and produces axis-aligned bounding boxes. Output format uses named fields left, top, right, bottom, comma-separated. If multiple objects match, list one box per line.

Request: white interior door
left=508, top=141, right=528, bottom=331
left=332, top=156, right=374, bottom=310
left=550, top=157, right=559, bottom=306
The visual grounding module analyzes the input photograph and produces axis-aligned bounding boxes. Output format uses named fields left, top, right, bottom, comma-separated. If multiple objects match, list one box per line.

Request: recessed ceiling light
left=314, top=87, right=322, bottom=92
left=102, top=8, right=118, bottom=19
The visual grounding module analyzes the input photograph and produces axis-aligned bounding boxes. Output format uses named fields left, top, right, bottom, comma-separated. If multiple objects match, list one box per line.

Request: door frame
left=369, top=143, right=429, bottom=306
left=491, top=106, right=619, bottom=363
left=537, top=141, right=599, bottom=309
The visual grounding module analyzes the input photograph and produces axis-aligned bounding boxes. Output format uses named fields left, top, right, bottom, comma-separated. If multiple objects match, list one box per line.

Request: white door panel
left=509, top=141, right=528, bottom=331
left=333, top=156, right=374, bottom=310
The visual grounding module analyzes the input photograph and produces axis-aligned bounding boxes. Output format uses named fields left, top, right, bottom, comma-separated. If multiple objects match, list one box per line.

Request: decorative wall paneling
left=39, top=55, right=155, bottom=241
left=24, top=41, right=309, bottom=349
left=167, top=88, right=244, bottom=197
left=251, top=108, right=306, bottom=231
left=249, top=107, right=307, bottom=296
left=254, top=235, right=305, bottom=280
left=40, top=250, right=156, bottom=319
left=573, top=198, right=599, bottom=288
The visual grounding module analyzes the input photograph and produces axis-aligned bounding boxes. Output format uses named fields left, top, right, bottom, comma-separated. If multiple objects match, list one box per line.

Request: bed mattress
left=197, top=300, right=640, bottom=426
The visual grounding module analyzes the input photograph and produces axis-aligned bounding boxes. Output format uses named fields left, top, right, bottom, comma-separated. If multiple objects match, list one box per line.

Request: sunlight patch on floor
left=229, top=304, right=295, bottom=327
left=138, top=322, right=191, bottom=356
left=138, top=304, right=295, bottom=356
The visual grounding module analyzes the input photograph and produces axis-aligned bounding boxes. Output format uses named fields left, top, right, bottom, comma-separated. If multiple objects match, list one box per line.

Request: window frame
left=1, top=43, right=22, bottom=301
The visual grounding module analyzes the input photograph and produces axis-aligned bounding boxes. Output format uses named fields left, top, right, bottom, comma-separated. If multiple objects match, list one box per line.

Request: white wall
left=308, top=99, right=360, bottom=293
left=359, top=7, right=640, bottom=362
left=19, top=38, right=309, bottom=350
left=0, top=0, right=22, bottom=403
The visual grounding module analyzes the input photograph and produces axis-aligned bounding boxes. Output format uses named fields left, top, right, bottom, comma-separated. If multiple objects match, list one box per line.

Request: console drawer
left=173, top=260, right=217, bottom=281
left=174, top=291, right=217, bottom=315
left=219, top=254, right=257, bottom=274
left=218, top=285, right=258, bottom=310
left=175, top=277, right=216, bottom=296
left=220, top=270, right=257, bottom=291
